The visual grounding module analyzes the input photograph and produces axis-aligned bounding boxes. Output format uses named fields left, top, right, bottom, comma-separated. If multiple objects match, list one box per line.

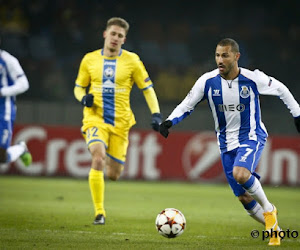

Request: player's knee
left=89, top=144, right=106, bottom=168
left=233, top=166, right=250, bottom=184
left=92, top=154, right=106, bottom=168
left=106, top=170, right=121, bottom=181
left=106, top=165, right=123, bottom=181
left=108, top=174, right=119, bottom=181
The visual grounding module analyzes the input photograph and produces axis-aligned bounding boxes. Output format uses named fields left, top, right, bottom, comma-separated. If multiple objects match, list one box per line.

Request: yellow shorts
left=82, top=123, right=129, bottom=164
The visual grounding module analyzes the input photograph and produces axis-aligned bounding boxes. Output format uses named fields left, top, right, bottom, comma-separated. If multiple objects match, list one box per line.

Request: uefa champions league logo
left=240, top=86, right=250, bottom=98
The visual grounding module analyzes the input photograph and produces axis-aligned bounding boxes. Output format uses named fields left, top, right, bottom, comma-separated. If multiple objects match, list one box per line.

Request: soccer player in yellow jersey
left=74, top=17, right=162, bottom=225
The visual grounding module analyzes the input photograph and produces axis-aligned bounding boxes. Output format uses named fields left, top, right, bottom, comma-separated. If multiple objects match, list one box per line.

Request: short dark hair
left=217, top=38, right=239, bottom=53
left=106, top=17, right=130, bottom=35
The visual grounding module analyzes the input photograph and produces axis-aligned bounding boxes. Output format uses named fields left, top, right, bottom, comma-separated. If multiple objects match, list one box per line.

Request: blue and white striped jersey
left=167, top=68, right=300, bottom=152
left=0, top=50, right=29, bottom=121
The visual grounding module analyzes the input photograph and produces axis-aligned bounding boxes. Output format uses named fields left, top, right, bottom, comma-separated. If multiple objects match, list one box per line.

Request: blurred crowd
left=1, top=0, right=300, bottom=105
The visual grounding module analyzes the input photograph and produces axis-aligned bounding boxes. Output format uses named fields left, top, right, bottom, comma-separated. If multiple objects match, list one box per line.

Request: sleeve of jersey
left=167, top=76, right=205, bottom=126
left=143, top=87, right=160, bottom=114
left=132, top=56, right=153, bottom=90
left=132, top=56, right=160, bottom=113
left=0, top=54, right=29, bottom=97
left=74, top=85, right=86, bottom=102
left=74, top=55, right=90, bottom=102
left=255, top=70, right=300, bottom=117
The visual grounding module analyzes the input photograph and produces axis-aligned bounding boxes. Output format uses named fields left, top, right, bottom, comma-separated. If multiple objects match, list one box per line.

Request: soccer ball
left=155, top=208, right=186, bottom=238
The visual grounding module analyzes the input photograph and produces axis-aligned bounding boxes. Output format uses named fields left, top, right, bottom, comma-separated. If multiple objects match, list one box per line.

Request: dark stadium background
left=1, top=0, right=300, bottom=134
left=1, top=3, right=300, bottom=248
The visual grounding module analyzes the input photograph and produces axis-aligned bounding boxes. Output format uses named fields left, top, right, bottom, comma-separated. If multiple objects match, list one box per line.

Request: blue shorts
left=221, top=140, right=264, bottom=197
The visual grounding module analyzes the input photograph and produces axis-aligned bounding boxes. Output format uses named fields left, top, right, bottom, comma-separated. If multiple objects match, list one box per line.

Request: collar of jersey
left=101, top=49, right=123, bottom=58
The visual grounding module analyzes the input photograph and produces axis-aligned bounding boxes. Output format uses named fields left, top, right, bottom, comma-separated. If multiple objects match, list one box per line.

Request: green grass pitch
left=0, top=176, right=299, bottom=249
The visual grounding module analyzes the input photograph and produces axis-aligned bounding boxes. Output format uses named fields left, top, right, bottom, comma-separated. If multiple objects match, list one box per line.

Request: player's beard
left=109, top=47, right=117, bottom=53
left=220, top=62, right=235, bottom=79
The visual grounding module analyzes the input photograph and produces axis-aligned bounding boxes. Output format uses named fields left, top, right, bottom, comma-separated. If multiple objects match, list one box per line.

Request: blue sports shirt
left=167, top=68, right=300, bottom=152
left=0, top=50, right=29, bottom=122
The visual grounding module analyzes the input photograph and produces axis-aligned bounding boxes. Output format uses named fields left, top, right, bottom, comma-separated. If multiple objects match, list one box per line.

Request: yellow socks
left=89, top=168, right=105, bottom=217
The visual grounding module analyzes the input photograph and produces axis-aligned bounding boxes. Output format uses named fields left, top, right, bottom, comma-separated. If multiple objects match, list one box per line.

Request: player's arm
left=142, top=86, right=162, bottom=131
left=133, top=57, right=162, bottom=131
left=0, top=53, right=29, bottom=97
left=255, top=70, right=300, bottom=133
left=74, top=55, right=93, bottom=107
left=74, top=85, right=94, bottom=107
left=159, top=76, right=206, bottom=138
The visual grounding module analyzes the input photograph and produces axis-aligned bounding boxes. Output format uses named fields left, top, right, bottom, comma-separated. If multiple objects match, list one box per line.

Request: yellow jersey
left=75, top=49, right=153, bottom=130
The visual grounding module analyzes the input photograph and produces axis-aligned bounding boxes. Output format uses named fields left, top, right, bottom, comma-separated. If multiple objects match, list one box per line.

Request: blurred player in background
left=0, top=36, right=32, bottom=167
left=159, top=38, right=300, bottom=246
left=74, top=17, right=162, bottom=225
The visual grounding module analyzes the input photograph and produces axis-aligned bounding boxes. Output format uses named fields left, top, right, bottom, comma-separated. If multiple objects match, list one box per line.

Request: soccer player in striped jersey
left=159, top=38, right=300, bottom=246
left=0, top=45, right=32, bottom=167
left=74, top=17, right=162, bottom=225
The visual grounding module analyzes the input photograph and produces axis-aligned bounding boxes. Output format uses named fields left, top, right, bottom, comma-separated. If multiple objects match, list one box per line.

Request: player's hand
left=151, top=113, right=162, bottom=132
left=159, top=120, right=172, bottom=138
left=81, top=94, right=94, bottom=107
left=294, top=116, right=300, bottom=133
